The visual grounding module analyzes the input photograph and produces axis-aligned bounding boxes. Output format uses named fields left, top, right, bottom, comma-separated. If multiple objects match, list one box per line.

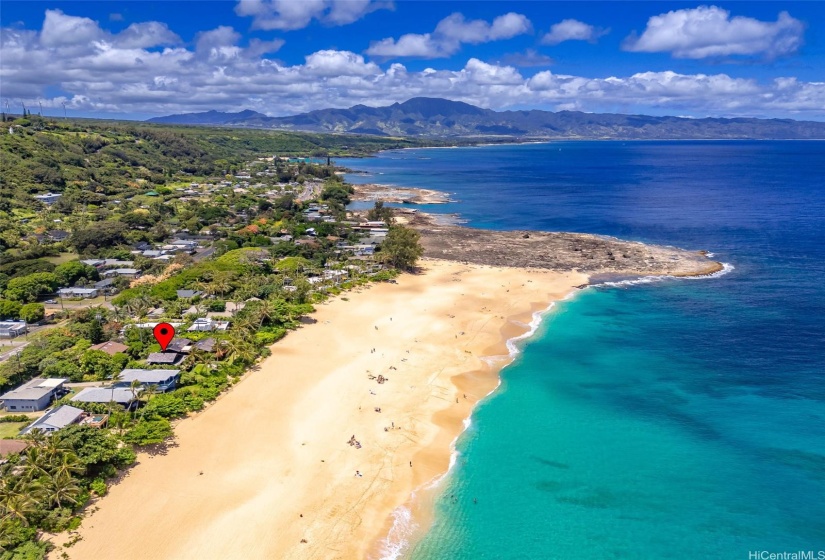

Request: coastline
left=369, top=292, right=575, bottom=560
left=54, top=259, right=588, bottom=560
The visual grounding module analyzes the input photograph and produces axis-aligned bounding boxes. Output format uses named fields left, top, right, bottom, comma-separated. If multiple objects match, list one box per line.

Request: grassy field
left=43, top=252, right=80, bottom=265
left=0, top=422, right=27, bottom=439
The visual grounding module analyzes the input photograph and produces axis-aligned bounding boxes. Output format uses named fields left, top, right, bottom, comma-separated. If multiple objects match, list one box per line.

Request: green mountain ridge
left=146, top=97, right=825, bottom=139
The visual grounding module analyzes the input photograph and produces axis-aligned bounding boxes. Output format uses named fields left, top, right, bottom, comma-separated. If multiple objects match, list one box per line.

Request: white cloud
left=303, top=50, right=379, bottom=76
left=40, top=10, right=104, bottom=47
left=366, top=33, right=444, bottom=58
left=115, top=22, right=181, bottom=49
left=623, top=6, right=804, bottom=59
left=2, top=10, right=823, bottom=120
left=367, top=12, right=531, bottom=58
left=541, top=19, right=608, bottom=45
left=234, top=0, right=390, bottom=31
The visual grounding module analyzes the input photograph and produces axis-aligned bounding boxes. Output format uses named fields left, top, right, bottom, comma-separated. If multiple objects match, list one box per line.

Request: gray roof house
left=102, top=268, right=141, bottom=278
left=194, top=337, right=217, bottom=353
left=0, top=321, right=27, bottom=338
left=71, top=386, right=139, bottom=407
left=20, top=405, right=85, bottom=435
left=176, top=290, right=202, bottom=299
left=166, top=338, right=192, bottom=353
left=116, top=369, right=181, bottom=392
left=1, top=378, right=68, bottom=412
left=146, top=352, right=184, bottom=366
left=94, top=278, right=115, bottom=290
left=58, top=287, right=99, bottom=298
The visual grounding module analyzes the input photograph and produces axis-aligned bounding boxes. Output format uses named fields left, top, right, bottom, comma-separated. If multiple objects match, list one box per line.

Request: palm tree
left=139, top=384, right=158, bottom=421
left=22, top=429, right=48, bottom=449
left=128, top=379, right=142, bottom=417
left=223, top=335, right=257, bottom=365
left=50, top=452, right=84, bottom=480
left=206, top=272, right=233, bottom=298
left=0, top=481, right=37, bottom=526
left=34, top=473, right=81, bottom=508
left=22, top=447, right=51, bottom=482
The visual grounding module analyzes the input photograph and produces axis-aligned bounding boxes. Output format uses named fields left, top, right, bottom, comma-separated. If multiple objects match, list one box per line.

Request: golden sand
left=56, top=260, right=586, bottom=560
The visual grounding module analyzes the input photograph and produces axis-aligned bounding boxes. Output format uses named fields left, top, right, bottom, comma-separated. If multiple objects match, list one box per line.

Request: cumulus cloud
left=367, top=12, right=531, bottom=58
left=115, top=22, right=181, bottom=49
left=2, top=10, right=823, bottom=120
left=234, top=0, right=391, bottom=31
left=541, top=19, right=608, bottom=45
left=623, top=6, right=805, bottom=59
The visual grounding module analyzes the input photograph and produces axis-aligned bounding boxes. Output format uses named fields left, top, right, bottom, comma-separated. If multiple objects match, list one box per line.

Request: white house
left=34, top=193, right=62, bottom=205
left=187, top=317, right=229, bottom=332
left=58, top=287, right=99, bottom=298
left=20, top=405, right=85, bottom=435
left=1, top=378, right=67, bottom=412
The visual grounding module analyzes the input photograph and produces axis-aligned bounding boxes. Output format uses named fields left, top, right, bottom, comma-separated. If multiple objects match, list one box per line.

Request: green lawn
left=43, top=252, right=80, bottom=265
left=0, top=422, right=27, bottom=439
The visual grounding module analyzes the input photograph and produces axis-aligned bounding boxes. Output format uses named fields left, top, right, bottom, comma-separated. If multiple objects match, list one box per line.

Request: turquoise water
left=341, top=142, right=825, bottom=558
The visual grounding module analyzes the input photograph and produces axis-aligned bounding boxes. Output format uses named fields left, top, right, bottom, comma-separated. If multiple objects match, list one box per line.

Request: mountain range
left=147, top=97, right=825, bottom=139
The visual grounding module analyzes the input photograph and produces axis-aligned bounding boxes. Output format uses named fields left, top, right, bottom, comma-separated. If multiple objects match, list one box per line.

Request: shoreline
left=54, top=260, right=588, bottom=560
left=368, top=258, right=731, bottom=559
left=370, top=292, right=574, bottom=560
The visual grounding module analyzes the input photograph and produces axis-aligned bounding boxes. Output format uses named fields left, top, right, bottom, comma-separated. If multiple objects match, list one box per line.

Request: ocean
left=341, top=141, right=825, bottom=559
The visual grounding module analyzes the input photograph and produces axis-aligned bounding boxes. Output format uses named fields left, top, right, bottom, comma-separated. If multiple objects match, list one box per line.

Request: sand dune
left=56, top=260, right=585, bottom=560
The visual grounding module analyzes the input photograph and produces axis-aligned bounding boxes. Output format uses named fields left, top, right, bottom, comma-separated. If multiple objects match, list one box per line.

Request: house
left=94, top=278, right=116, bottom=292
left=167, top=239, right=199, bottom=252
left=102, top=268, right=140, bottom=279
left=0, top=440, right=29, bottom=462
left=101, top=259, right=134, bottom=269
left=80, top=259, right=106, bottom=268
left=58, top=287, right=99, bottom=298
left=187, top=317, right=229, bottom=332
left=89, top=341, right=129, bottom=356
left=20, top=405, right=85, bottom=435
left=176, top=290, right=202, bottom=299
left=166, top=338, right=192, bottom=353
left=130, top=322, right=183, bottom=330
left=0, top=321, right=27, bottom=338
left=1, top=378, right=68, bottom=412
left=116, top=369, right=181, bottom=392
left=194, top=337, right=217, bottom=353
left=71, top=387, right=139, bottom=407
left=146, top=352, right=184, bottom=365
left=46, top=230, right=70, bottom=242
left=34, top=192, right=62, bottom=205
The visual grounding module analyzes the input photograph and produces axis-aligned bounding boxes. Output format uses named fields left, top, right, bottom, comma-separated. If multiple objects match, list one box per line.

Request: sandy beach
left=57, top=259, right=586, bottom=560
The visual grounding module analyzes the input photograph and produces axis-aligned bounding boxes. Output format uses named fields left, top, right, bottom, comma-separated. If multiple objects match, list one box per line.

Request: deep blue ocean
left=342, top=141, right=825, bottom=559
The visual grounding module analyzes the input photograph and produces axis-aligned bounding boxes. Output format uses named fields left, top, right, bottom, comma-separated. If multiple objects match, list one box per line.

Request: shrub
left=90, top=478, right=107, bottom=497
left=0, top=414, right=30, bottom=423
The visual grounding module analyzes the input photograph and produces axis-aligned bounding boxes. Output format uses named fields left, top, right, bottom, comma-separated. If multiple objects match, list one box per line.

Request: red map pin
left=153, top=323, right=175, bottom=351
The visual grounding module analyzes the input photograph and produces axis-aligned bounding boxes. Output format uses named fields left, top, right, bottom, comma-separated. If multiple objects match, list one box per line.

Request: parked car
left=45, top=299, right=57, bottom=304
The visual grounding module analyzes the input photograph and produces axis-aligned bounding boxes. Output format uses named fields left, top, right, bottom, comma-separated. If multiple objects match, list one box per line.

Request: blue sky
left=1, top=1, right=823, bottom=120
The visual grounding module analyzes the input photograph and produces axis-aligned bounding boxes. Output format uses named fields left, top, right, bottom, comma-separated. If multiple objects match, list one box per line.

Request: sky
left=1, top=1, right=823, bottom=121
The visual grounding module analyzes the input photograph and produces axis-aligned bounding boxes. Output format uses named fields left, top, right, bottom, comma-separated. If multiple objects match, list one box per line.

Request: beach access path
left=56, top=259, right=586, bottom=560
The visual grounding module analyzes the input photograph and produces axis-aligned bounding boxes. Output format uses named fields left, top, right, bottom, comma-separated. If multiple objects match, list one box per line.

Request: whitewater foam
left=593, top=262, right=734, bottom=288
